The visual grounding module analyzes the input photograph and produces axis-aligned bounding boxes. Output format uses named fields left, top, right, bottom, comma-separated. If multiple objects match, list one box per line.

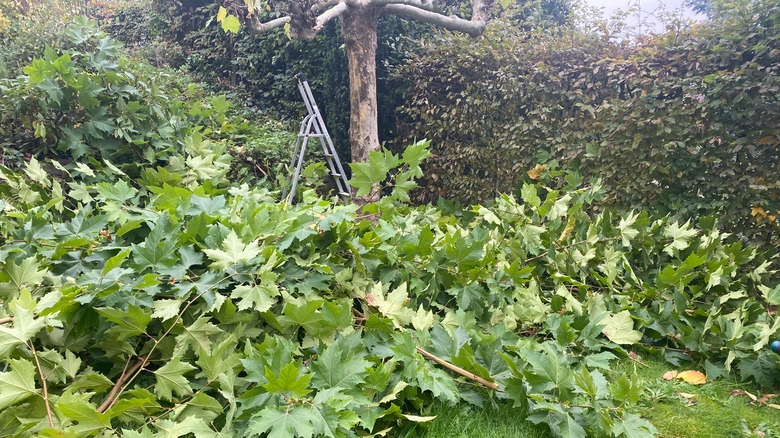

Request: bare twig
left=29, top=342, right=55, bottom=428
left=97, top=355, right=148, bottom=413
left=416, top=346, right=501, bottom=391
left=0, top=316, right=12, bottom=325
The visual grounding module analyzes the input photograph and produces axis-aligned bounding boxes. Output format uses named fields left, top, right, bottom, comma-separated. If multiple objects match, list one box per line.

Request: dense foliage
left=1, top=133, right=779, bottom=436
left=394, top=0, right=780, bottom=245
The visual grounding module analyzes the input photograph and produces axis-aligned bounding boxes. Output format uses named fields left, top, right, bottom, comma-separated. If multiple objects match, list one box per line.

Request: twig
left=0, top=316, right=12, bottom=325
left=29, top=342, right=55, bottom=428
left=97, top=355, right=147, bottom=413
left=416, top=346, right=501, bottom=391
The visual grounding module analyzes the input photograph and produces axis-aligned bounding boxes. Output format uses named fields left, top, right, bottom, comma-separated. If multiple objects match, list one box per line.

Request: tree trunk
left=341, top=7, right=381, bottom=201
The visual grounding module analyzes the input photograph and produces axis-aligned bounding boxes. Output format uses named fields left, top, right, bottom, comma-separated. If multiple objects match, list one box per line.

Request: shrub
left=393, top=0, right=780, bottom=245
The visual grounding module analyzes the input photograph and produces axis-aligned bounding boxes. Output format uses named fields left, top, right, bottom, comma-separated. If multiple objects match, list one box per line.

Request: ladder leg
left=287, top=137, right=309, bottom=204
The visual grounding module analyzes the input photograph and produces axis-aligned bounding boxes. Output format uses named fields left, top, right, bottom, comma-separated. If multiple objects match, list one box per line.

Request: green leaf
left=0, top=307, right=46, bottom=357
left=261, top=361, right=312, bottom=398
left=738, top=353, right=778, bottom=388
left=310, top=334, right=369, bottom=390
left=521, top=183, right=541, bottom=207
left=154, top=357, right=195, bottom=402
left=249, top=406, right=319, bottom=438
left=220, top=14, right=240, bottom=34
left=0, top=359, right=38, bottom=411
left=366, top=282, right=415, bottom=329
left=96, top=305, right=152, bottom=340
left=203, top=230, right=262, bottom=270
left=612, top=412, right=658, bottom=438
left=174, top=317, right=223, bottom=356
left=601, top=311, right=642, bottom=345
left=2, top=257, right=47, bottom=292
left=663, top=220, right=698, bottom=255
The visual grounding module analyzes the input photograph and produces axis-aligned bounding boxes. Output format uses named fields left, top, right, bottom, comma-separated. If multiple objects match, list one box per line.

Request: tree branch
left=369, top=0, right=443, bottom=13
left=316, top=2, right=349, bottom=28
left=416, top=346, right=501, bottom=390
left=97, top=355, right=147, bottom=413
left=247, top=2, right=348, bottom=40
left=382, top=4, right=487, bottom=37
left=29, top=341, right=54, bottom=428
left=0, top=316, right=12, bottom=325
left=246, top=15, right=291, bottom=34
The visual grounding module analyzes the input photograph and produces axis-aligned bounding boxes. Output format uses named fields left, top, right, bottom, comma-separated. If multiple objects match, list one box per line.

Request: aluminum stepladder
left=282, top=73, right=352, bottom=204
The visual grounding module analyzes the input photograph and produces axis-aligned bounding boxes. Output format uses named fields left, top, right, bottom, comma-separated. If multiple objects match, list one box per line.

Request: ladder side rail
left=297, top=81, right=317, bottom=119
left=286, top=116, right=318, bottom=204
left=282, top=114, right=313, bottom=200
left=299, top=81, right=352, bottom=196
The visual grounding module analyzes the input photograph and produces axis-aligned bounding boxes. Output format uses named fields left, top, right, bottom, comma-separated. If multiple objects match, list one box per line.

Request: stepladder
left=282, top=73, right=352, bottom=204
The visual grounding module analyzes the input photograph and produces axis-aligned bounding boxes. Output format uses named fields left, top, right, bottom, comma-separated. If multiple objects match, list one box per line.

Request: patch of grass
left=396, top=401, right=553, bottom=438
left=611, top=352, right=780, bottom=437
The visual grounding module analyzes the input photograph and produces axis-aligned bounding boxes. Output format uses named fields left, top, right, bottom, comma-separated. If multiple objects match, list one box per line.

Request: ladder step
left=331, top=173, right=342, bottom=177
left=338, top=192, right=350, bottom=197
left=298, top=134, right=326, bottom=138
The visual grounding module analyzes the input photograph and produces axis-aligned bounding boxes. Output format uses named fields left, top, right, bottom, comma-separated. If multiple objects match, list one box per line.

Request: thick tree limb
left=368, top=0, right=443, bottom=13
left=382, top=4, right=487, bottom=36
left=248, top=2, right=349, bottom=40
left=317, top=2, right=349, bottom=28
left=246, top=15, right=291, bottom=33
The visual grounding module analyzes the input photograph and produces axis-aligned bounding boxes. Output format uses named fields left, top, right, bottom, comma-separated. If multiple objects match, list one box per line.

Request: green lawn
left=399, top=352, right=780, bottom=438
left=397, top=401, right=553, bottom=438
left=610, top=352, right=780, bottom=437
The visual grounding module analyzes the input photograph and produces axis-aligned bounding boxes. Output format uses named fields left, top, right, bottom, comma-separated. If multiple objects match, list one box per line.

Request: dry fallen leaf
left=767, top=403, right=780, bottom=410
left=757, top=394, right=776, bottom=405
left=662, top=370, right=678, bottom=381
left=676, top=370, right=706, bottom=385
left=628, top=352, right=638, bottom=360
left=730, top=389, right=758, bottom=401
left=677, top=392, right=696, bottom=398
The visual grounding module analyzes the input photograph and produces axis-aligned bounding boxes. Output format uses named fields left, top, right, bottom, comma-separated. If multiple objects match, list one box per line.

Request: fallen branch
left=0, top=316, right=12, bottom=325
left=97, top=355, right=147, bottom=413
left=416, top=346, right=501, bottom=391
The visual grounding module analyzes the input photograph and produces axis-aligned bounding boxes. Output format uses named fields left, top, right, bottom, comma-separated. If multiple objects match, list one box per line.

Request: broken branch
left=416, top=346, right=500, bottom=390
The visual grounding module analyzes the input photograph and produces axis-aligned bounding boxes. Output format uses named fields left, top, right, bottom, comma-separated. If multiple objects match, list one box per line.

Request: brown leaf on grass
left=677, top=392, right=696, bottom=398
left=628, top=352, right=638, bottom=360
left=677, top=370, right=706, bottom=385
left=730, top=389, right=758, bottom=401
left=767, top=403, right=780, bottom=410
left=756, top=394, right=776, bottom=405
left=662, top=370, right=678, bottom=381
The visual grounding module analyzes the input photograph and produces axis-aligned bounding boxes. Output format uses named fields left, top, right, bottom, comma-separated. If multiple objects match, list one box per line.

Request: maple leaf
left=601, top=311, right=643, bottom=345
left=365, top=282, right=414, bottom=329
left=0, top=307, right=46, bottom=357
left=249, top=406, right=319, bottom=438
left=261, top=361, right=312, bottom=398
left=0, top=359, right=38, bottom=411
left=154, top=357, right=195, bottom=401
left=203, top=230, right=262, bottom=270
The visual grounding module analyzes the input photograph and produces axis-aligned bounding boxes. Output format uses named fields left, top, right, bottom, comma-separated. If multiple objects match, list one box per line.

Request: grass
left=611, top=351, right=780, bottom=438
left=396, top=401, right=553, bottom=438
left=397, top=352, right=780, bottom=438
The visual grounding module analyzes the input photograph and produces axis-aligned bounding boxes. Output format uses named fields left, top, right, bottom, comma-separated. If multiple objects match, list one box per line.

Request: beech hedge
left=394, top=0, right=779, bottom=244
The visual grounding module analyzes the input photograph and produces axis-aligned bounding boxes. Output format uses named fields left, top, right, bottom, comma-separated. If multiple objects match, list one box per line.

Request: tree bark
left=341, top=7, right=381, bottom=201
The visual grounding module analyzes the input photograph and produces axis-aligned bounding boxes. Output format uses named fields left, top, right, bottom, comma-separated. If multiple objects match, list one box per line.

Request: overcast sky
left=580, top=0, right=706, bottom=34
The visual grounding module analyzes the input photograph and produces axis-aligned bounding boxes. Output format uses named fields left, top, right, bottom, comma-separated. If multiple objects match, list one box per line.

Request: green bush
left=393, top=0, right=780, bottom=245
